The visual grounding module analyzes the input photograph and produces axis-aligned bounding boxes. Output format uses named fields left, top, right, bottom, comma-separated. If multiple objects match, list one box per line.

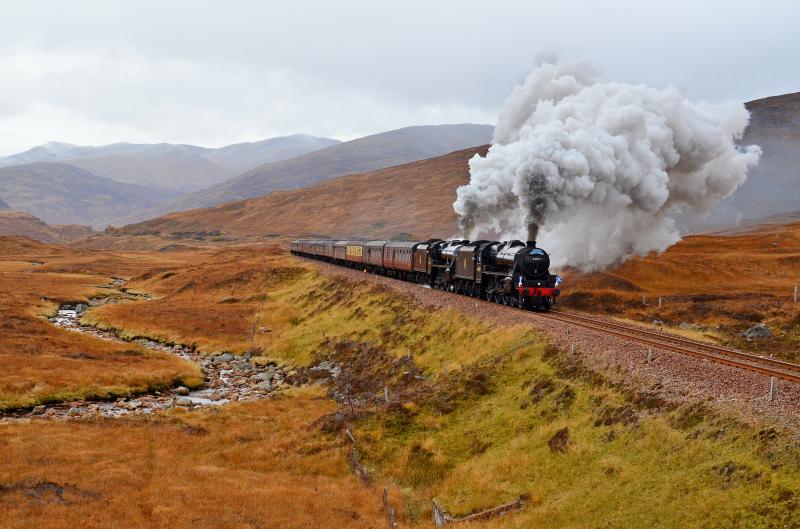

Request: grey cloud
left=0, top=0, right=797, bottom=154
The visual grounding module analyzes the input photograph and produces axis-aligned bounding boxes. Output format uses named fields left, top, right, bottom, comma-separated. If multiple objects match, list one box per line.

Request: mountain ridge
left=0, top=210, right=96, bottom=243
left=691, top=91, right=800, bottom=228
left=116, top=145, right=488, bottom=239
left=127, top=123, right=493, bottom=220
left=0, top=134, right=341, bottom=192
left=0, top=162, right=181, bottom=228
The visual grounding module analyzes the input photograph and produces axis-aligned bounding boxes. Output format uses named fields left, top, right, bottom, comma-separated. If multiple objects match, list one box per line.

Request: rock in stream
left=3, top=290, right=290, bottom=422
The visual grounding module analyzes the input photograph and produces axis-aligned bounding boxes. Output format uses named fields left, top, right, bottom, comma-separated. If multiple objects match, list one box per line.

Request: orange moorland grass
left=0, top=237, right=203, bottom=409
left=562, top=221, right=800, bottom=359
left=82, top=245, right=302, bottom=355
left=0, top=389, right=386, bottom=529
left=80, top=247, right=800, bottom=528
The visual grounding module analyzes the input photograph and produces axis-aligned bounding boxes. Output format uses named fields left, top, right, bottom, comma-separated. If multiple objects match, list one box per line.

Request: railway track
left=538, top=309, right=800, bottom=384
left=302, top=256, right=800, bottom=385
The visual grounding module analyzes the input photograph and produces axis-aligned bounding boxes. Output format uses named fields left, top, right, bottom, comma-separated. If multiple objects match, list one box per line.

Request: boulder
left=174, top=386, right=190, bottom=396
left=252, top=372, right=274, bottom=383
left=213, top=353, right=235, bottom=364
left=548, top=427, right=571, bottom=453
left=679, top=322, right=703, bottom=331
left=743, top=323, right=773, bottom=339
left=257, top=381, right=273, bottom=392
left=31, top=405, right=45, bottom=415
left=175, top=397, right=193, bottom=406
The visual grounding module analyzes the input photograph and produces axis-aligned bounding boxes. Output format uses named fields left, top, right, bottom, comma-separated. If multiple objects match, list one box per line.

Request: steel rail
left=550, top=309, right=799, bottom=372
left=537, top=310, right=800, bottom=383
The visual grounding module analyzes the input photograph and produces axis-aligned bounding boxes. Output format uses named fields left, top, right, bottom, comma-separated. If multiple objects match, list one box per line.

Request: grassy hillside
left=79, top=249, right=800, bottom=528
left=118, top=145, right=488, bottom=238
left=0, top=210, right=96, bottom=243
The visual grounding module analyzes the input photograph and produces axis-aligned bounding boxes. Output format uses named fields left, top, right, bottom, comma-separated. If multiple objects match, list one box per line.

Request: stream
left=4, top=286, right=289, bottom=421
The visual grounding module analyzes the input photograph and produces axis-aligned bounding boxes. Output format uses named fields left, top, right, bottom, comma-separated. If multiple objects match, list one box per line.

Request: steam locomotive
left=290, top=238, right=560, bottom=311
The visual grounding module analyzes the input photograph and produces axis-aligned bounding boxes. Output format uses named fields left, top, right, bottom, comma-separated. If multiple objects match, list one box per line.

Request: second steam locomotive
left=290, top=238, right=561, bottom=311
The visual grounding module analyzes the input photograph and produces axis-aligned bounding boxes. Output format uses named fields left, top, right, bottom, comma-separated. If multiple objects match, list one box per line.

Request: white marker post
left=647, top=348, right=653, bottom=365
left=769, top=376, right=777, bottom=401
left=658, top=297, right=662, bottom=309
left=794, top=284, right=798, bottom=304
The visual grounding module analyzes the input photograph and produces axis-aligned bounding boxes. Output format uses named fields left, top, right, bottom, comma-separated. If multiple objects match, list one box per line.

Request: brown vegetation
left=0, top=210, right=96, bottom=243
left=0, top=392, right=384, bottom=529
left=5, top=236, right=800, bottom=528
left=0, top=236, right=201, bottom=409
left=83, top=246, right=291, bottom=354
left=563, top=220, right=800, bottom=360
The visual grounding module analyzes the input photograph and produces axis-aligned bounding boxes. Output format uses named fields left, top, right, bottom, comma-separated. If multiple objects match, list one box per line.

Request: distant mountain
left=117, top=145, right=488, bottom=239
left=133, top=124, right=493, bottom=219
left=0, top=210, right=96, bottom=243
left=0, top=135, right=340, bottom=192
left=0, top=141, right=84, bottom=165
left=0, top=162, right=181, bottom=228
left=694, top=92, right=800, bottom=229
left=0, top=197, right=9, bottom=210
left=202, top=134, right=342, bottom=174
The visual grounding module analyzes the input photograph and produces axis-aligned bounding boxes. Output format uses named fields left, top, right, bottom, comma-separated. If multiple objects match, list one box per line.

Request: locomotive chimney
left=526, top=241, right=537, bottom=248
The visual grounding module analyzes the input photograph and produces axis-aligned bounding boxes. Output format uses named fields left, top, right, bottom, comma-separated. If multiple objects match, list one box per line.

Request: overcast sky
left=0, top=0, right=798, bottom=155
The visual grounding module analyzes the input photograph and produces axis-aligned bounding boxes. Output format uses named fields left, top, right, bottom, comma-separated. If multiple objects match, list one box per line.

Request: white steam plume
left=454, top=57, right=761, bottom=271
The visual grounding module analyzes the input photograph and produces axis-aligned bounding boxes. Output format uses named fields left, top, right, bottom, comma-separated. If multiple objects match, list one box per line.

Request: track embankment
left=306, top=258, right=800, bottom=432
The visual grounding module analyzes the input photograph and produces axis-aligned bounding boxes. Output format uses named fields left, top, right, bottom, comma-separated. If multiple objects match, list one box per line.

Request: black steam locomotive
left=290, top=238, right=560, bottom=311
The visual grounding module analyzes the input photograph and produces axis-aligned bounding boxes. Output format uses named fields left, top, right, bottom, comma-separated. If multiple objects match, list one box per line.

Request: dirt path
left=307, top=258, right=800, bottom=433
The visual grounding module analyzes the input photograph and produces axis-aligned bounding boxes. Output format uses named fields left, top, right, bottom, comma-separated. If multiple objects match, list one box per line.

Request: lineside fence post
left=658, top=297, right=662, bottom=309
left=770, top=376, right=777, bottom=401
left=794, top=284, right=798, bottom=304
left=647, top=348, right=653, bottom=365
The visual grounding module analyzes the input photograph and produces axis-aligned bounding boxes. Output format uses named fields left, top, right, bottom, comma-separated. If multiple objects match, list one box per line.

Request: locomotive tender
left=290, top=238, right=560, bottom=311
